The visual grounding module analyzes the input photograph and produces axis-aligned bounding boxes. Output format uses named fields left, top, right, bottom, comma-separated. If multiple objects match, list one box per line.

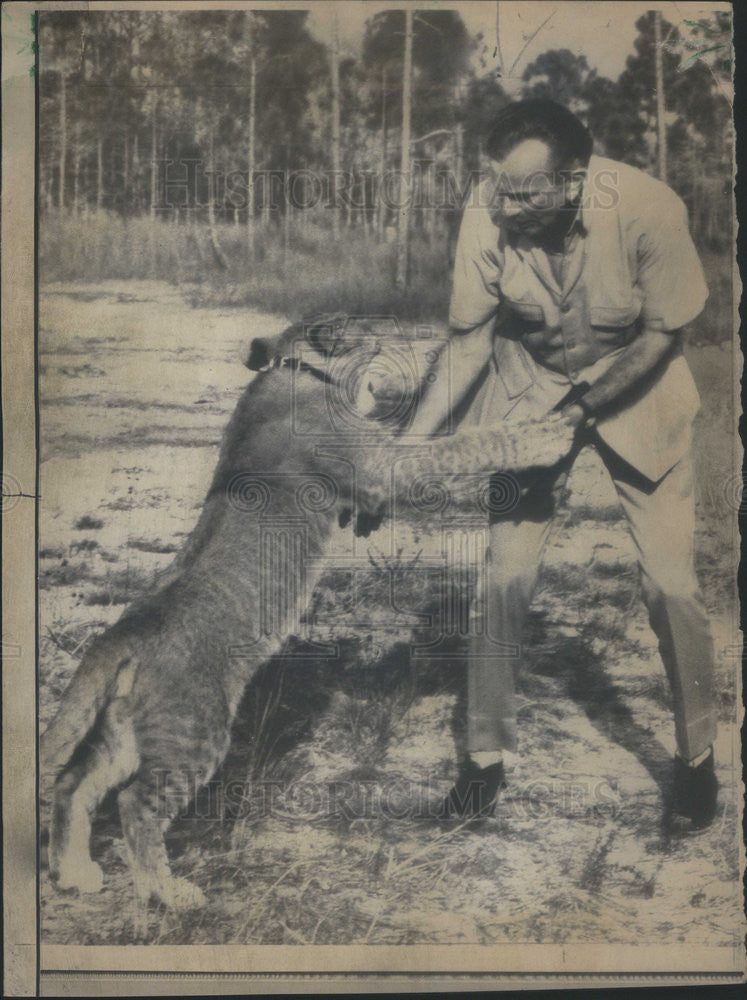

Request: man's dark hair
left=486, top=100, right=593, bottom=169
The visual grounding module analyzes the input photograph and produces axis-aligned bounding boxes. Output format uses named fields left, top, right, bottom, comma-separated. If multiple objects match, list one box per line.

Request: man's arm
left=406, top=185, right=503, bottom=439
left=403, top=320, right=496, bottom=438
left=561, top=326, right=681, bottom=428
left=561, top=186, right=706, bottom=430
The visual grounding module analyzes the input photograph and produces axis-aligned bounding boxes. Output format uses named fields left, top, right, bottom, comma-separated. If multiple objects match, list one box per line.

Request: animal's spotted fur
left=41, top=317, right=574, bottom=911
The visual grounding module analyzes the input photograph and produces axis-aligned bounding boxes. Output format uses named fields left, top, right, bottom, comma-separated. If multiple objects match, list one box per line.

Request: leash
left=257, top=353, right=336, bottom=385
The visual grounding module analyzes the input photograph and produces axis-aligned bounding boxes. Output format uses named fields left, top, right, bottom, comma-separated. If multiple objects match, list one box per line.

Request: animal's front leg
left=334, top=444, right=392, bottom=537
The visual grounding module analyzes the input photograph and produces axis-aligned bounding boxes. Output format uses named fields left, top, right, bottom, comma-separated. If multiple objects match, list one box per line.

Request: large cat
left=41, top=316, right=574, bottom=911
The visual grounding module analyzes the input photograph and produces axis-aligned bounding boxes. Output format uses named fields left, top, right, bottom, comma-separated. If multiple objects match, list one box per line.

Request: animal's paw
left=159, top=876, right=207, bottom=910
left=353, top=458, right=391, bottom=536
left=56, top=859, right=105, bottom=894
left=354, top=506, right=387, bottom=537
left=339, top=488, right=388, bottom=537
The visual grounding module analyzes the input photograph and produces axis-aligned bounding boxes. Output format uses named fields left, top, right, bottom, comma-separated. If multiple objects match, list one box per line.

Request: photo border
left=2, top=1, right=744, bottom=994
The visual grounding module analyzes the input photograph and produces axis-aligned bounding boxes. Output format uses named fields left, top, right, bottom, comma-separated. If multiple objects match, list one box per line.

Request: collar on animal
left=265, top=354, right=335, bottom=385
left=264, top=341, right=382, bottom=387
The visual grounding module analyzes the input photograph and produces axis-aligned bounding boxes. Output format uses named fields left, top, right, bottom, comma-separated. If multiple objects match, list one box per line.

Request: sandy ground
left=38, top=281, right=742, bottom=948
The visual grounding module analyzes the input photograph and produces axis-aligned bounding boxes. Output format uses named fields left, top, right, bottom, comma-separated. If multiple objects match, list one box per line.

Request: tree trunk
left=362, top=175, right=371, bottom=237
left=283, top=167, right=291, bottom=270
left=377, top=65, right=388, bottom=241
left=654, top=11, right=667, bottom=183
left=58, top=73, right=67, bottom=210
left=207, top=132, right=228, bottom=269
left=330, top=8, right=342, bottom=240
left=96, top=136, right=103, bottom=210
left=44, top=159, right=54, bottom=211
left=396, top=9, right=414, bottom=290
left=109, top=137, right=116, bottom=195
left=133, top=131, right=141, bottom=214
left=123, top=132, right=130, bottom=210
left=247, top=50, right=257, bottom=258
left=454, top=122, right=464, bottom=191
left=495, top=2, right=505, bottom=79
left=262, top=169, right=271, bottom=229
left=424, top=142, right=436, bottom=243
left=150, top=102, right=158, bottom=220
left=73, top=125, right=80, bottom=215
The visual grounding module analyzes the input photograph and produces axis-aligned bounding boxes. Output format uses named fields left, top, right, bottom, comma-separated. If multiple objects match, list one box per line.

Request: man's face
left=489, top=139, right=577, bottom=238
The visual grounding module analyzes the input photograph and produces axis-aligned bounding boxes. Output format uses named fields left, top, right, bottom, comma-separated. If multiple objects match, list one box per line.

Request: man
left=406, top=100, right=717, bottom=832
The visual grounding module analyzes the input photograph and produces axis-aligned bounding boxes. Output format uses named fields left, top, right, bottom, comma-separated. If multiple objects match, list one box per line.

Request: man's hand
left=557, top=403, right=588, bottom=430
left=561, top=403, right=589, bottom=430
left=547, top=327, right=679, bottom=435
left=544, top=403, right=588, bottom=439
left=550, top=381, right=593, bottom=432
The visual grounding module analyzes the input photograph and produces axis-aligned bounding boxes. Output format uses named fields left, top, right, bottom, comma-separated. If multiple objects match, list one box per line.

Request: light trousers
left=468, top=440, right=717, bottom=761
left=450, top=345, right=717, bottom=763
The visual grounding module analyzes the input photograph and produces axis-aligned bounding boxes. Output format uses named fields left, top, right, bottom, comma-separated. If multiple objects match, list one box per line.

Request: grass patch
left=184, top=226, right=451, bottom=322
left=40, top=561, right=93, bottom=588
left=70, top=538, right=100, bottom=553
left=74, top=515, right=104, bottom=530
left=44, top=619, right=97, bottom=658
left=127, top=537, right=180, bottom=554
left=58, top=364, right=107, bottom=378
left=83, top=566, right=153, bottom=606
left=39, top=545, right=65, bottom=559
left=40, top=211, right=186, bottom=285
left=41, top=210, right=451, bottom=323
left=693, top=246, right=734, bottom=346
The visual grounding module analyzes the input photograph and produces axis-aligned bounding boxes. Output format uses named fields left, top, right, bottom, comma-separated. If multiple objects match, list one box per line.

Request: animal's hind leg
left=51, top=708, right=139, bottom=894
left=117, top=769, right=206, bottom=911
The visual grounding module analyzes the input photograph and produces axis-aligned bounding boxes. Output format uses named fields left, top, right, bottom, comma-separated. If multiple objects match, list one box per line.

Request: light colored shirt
left=408, top=156, right=708, bottom=481
left=449, top=155, right=709, bottom=381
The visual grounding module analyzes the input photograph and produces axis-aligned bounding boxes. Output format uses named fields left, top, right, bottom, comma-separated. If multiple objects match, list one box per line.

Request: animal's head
left=246, top=314, right=422, bottom=426
left=245, top=315, right=425, bottom=535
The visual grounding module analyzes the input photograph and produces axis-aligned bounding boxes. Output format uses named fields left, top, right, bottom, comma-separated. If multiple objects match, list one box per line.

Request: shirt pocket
left=589, top=301, right=641, bottom=327
left=585, top=249, right=641, bottom=327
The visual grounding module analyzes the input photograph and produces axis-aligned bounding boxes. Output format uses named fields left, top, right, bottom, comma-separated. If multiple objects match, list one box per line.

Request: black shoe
left=437, top=759, right=506, bottom=820
left=669, top=747, right=719, bottom=831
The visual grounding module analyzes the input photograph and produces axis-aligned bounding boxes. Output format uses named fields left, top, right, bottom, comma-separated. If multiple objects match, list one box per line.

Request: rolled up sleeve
left=449, top=192, right=503, bottom=331
left=636, top=193, right=708, bottom=331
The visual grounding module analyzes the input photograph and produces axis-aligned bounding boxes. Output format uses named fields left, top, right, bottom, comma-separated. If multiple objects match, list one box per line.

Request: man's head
left=485, top=100, right=593, bottom=238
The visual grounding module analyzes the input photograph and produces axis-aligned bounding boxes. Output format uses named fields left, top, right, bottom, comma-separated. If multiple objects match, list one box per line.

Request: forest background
left=38, top=6, right=733, bottom=335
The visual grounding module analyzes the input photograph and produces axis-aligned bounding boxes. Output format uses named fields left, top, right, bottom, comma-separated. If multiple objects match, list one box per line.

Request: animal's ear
left=245, top=337, right=272, bottom=371
left=306, top=314, right=348, bottom=357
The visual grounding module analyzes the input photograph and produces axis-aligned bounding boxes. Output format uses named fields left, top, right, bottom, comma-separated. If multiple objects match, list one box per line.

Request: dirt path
left=39, top=282, right=742, bottom=949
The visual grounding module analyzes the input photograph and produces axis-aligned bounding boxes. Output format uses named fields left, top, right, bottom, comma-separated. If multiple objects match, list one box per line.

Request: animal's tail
left=40, top=637, right=135, bottom=782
